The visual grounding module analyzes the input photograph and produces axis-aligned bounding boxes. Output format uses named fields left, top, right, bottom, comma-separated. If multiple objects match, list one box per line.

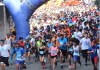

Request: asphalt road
left=3, top=56, right=95, bottom=70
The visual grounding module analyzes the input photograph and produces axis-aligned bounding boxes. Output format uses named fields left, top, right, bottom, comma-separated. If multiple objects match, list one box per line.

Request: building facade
left=0, top=3, right=10, bottom=40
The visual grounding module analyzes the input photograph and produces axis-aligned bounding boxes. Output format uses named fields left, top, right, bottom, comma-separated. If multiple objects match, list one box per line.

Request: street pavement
left=3, top=56, right=95, bottom=70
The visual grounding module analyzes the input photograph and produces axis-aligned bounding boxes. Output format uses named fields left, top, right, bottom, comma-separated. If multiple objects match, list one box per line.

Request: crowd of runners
left=0, top=9, right=100, bottom=70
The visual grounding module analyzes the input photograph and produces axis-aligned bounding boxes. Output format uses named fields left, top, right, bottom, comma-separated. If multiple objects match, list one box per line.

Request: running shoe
left=68, top=65, right=72, bottom=69
left=55, top=60, right=57, bottom=66
left=61, top=64, right=63, bottom=69
left=85, top=63, right=88, bottom=66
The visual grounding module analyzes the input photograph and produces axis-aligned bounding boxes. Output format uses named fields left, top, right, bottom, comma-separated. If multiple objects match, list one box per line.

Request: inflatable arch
left=3, top=0, right=48, bottom=39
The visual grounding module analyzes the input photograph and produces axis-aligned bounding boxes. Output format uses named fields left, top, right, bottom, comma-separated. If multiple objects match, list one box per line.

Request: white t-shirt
left=80, top=37, right=91, bottom=50
left=0, top=45, right=10, bottom=57
left=74, top=31, right=82, bottom=41
left=30, top=38, right=35, bottom=46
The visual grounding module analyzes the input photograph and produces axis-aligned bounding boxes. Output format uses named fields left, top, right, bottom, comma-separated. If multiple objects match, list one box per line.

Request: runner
left=10, top=41, right=16, bottom=64
left=88, top=40, right=99, bottom=70
left=13, top=42, right=26, bottom=70
left=10, top=34, right=17, bottom=64
left=25, top=38, right=31, bottom=64
left=5, top=33, right=11, bottom=49
left=67, top=39, right=73, bottom=69
left=58, top=34, right=68, bottom=69
left=39, top=42, right=46, bottom=69
left=36, top=36, right=43, bottom=60
left=73, top=41, right=81, bottom=70
left=0, top=40, right=10, bottom=70
left=18, top=37, right=25, bottom=48
left=47, top=39, right=53, bottom=67
left=50, top=42, right=58, bottom=70
left=74, top=28, right=82, bottom=41
left=80, top=33, right=91, bottom=65
left=30, top=35, right=35, bottom=56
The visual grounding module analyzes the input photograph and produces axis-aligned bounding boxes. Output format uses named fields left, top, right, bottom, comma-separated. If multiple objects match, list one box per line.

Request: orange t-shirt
left=65, top=28, right=71, bottom=37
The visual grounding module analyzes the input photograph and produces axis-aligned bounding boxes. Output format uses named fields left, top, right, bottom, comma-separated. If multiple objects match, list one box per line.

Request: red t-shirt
left=18, top=42, right=25, bottom=48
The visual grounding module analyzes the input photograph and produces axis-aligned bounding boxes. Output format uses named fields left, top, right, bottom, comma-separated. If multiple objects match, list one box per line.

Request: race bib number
left=74, top=51, right=79, bottom=55
left=40, top=51, right=44, bottom=54
left=46, top=39, right=48, bottom=41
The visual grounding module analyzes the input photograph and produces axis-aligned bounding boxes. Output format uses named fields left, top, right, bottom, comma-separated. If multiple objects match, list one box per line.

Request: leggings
left=35, top=47, right=39, bottom=59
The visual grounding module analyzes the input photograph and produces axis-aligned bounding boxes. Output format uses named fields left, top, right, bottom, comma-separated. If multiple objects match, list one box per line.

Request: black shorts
left=91, top=58, right=94, bottom=65
left=82, top=49, right=88, bottom=58
left=0, top=56, right=9, bottom=66
left=39, top=54, right=45, bottom=57
left=60, top=49, right=67, bottom=56
left=68, top=51, right=73, bottom=57
left=51, top=55, right=57, bottom=59
left=39, top=52, right=45, bottom=57
left=26, top=48, right=31, bottom=53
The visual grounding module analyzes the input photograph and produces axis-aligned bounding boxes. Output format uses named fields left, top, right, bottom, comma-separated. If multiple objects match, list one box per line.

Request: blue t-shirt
left=67, top=18, right=72, bottom=24
left=58, top=37, right=68, bottom=50
left=47, top=42, right=52, bottom=48
left=14, top=47, right=25, bottom=60
left=88, top=46, right=99, bottom=58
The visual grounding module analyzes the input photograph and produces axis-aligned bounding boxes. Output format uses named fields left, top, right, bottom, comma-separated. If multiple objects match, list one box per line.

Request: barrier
left=3, top=0, right=48, bottom=39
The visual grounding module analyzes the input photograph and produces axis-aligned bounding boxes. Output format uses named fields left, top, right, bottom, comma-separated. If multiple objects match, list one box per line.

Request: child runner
left=14, top=42, right=26, bottom=70
left=88, top=41, right=99, bottom=70
left=50, top=42, right=58, bottom=70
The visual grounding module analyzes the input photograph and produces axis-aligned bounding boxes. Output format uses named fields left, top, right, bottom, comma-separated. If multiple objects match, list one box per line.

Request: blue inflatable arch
left=3, top=0, right=48, bottom=39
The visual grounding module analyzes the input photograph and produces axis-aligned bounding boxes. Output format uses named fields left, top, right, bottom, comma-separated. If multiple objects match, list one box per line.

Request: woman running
left=36, top=36, right=42, bottom=60
left=50, top=42, right=58, bottom=70
left=67, top=39, right=73, bottom=69
left=39, top=42, right=46, bottom=69
left=73, top=42, right=81, bottom=70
